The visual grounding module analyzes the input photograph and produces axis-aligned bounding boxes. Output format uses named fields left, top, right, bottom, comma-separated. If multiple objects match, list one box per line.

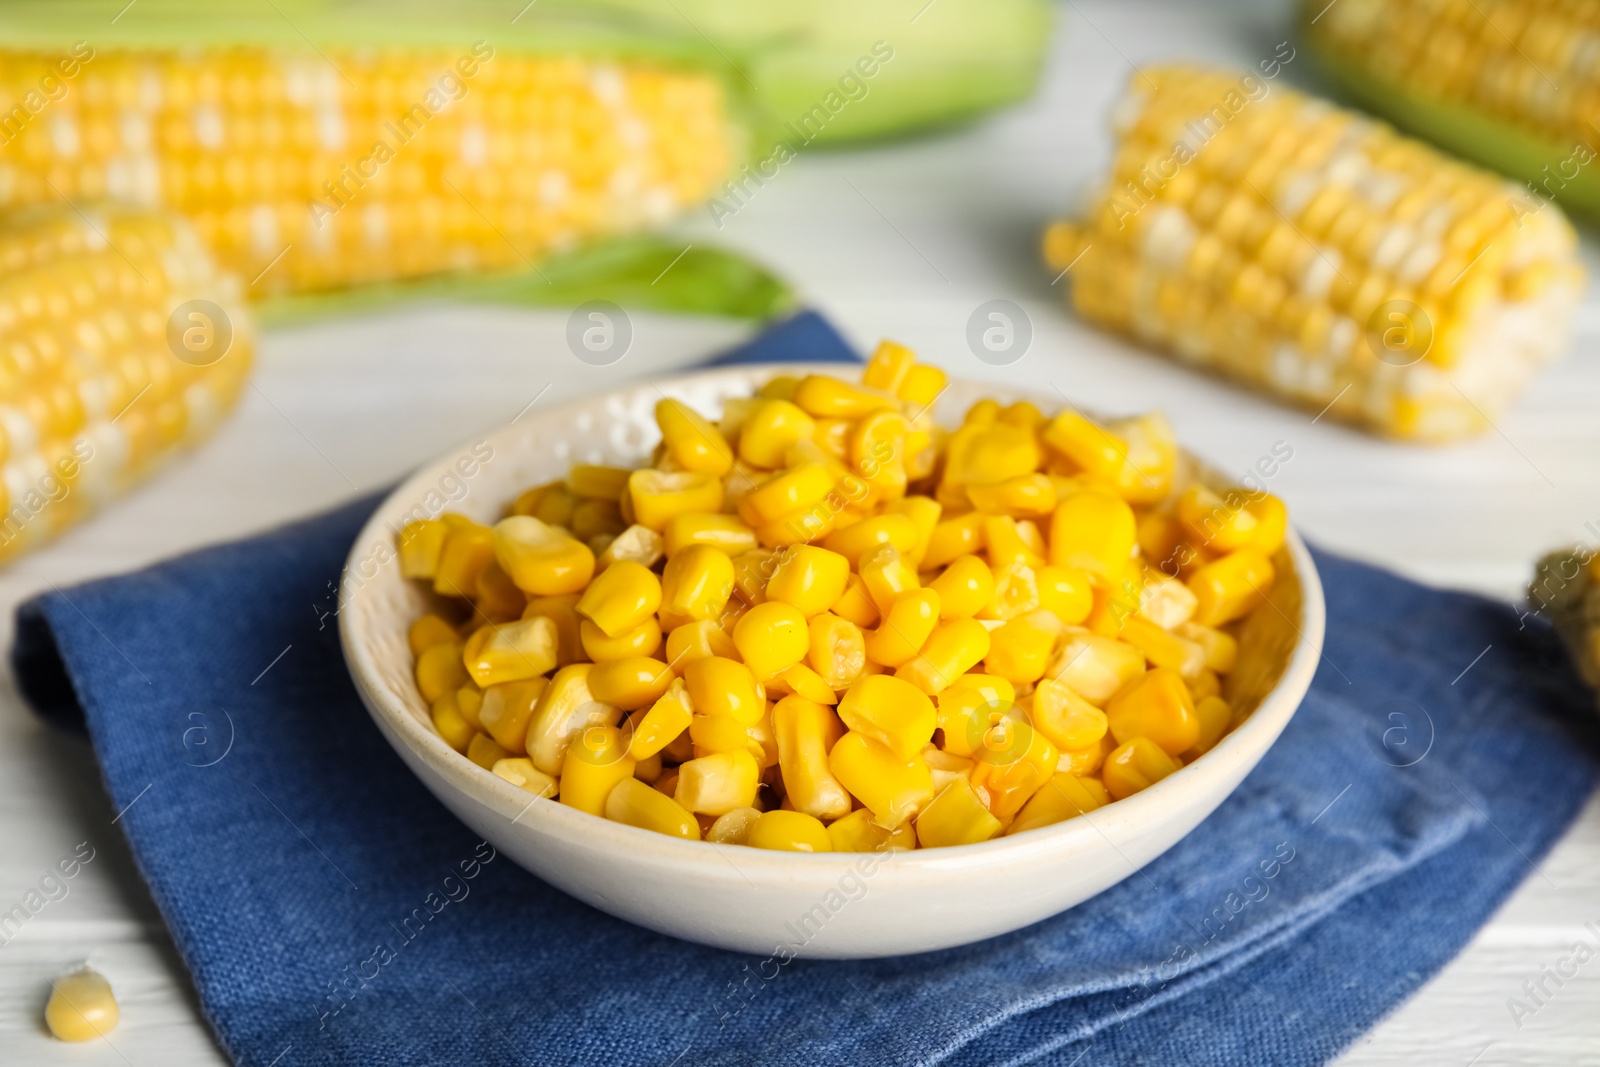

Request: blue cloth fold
left=12, top=309, right=1599, bottom=1066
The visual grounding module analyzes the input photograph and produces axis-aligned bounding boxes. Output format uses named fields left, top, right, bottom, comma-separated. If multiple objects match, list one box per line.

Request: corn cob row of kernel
left=0, top=46, right=732, bottom=294
left=1044, top=67, right=1584, bottom=442
left=0, top=203, right=250, bottom=558
left=1530, top=549, right=1600, bottom=696
left=394, top=345, right=1291, bottom=851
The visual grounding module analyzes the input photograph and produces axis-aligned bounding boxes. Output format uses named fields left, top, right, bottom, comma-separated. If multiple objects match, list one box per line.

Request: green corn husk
left=1302, top=1, right=1600, bottom=221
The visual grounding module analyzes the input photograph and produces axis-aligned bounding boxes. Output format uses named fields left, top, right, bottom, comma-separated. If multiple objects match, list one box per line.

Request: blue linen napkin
left=12, top=310, right=1599, bottom=1067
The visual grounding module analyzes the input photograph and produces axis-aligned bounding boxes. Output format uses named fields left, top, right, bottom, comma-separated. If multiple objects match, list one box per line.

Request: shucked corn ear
left=0, top=29, right=732, bottom=294
left=398, top=343, right=1294, bottom=851
left=1044, top=67, right=1583, bottom=442
left=0, top=203, right=250, bottom=559
left=1304, top=0, right=1600, bottom=220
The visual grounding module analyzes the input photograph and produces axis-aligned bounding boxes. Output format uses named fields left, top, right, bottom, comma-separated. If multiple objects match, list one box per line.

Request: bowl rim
left=340, top=363, right=1326, bottom=875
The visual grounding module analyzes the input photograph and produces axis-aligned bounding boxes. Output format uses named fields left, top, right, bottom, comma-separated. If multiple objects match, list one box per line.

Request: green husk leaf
left=253, top=235, right=795, bottom=325
left=1304, top=31, right=1600, bottom=221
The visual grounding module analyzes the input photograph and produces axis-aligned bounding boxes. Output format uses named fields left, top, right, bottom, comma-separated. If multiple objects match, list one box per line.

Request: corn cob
left=1530, top=549, right=1600, bottom=696
left=1305, top=0, right=1600, bottom=219
left=0, top=45, right=732, bottom=295
left=1043, top=67, right=1583, bottom=442
left=0, top=203, right=250, bottom=557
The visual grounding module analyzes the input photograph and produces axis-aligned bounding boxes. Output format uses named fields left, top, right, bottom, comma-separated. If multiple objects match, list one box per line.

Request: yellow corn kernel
left=399, top=519, right=451, bottom=580
left=1008, top=773, right=1110, bottom=835
left=971, top=723, right=1059, bottom=820
left=1030, top=677, right=1110, bottom=751
left=824, top=809, right=909, bottom=852
left=915, top=776, right=1003, bottom=848
left=858, top=544, right=920, bottom=617
left=748, top=810, right=833, bottom=852
left=1049, top=488, right=1137, bottom=580
left=985, top=561, right=1041, bottom=620
left=983, top=612, right=1057, bottom=683
left=851, top=409, right=910, bottom=488
left=828, top=731, right=936, bottom=827
left=560, top=724, right=637, bottom=816
left=1178, top=485, right=1260, bottom=553
left=461, top=617, right=559, bottom=688
left=675, top=749, right=762, bottom=814
left=526, top=664, right=622, bottom=775
left=772, top=695, right=852, bottom=820
left=662, top=512, right=759, bottom=557
left=467, top=732, right=512, bottom=770
left=689, top=711, right=768, bottom=761
left=408, top=614, right=458, bottom=657
left=635, top=751, right=666, bottom=784
left=1190, top=668, right=1221, bottom=702
left=433, top=521, right=496, bottom=598
left=597, top=524, right=666, bottom=572
left=1244, top=494, right=1288, bottom=556
left=1139, top=575, right=1199, bottom=629
left=1137, top=509, right=1195, bottom=576
left=456, top=684, right=484, bottom=728
left=1047, top=632, right=1146, bottom=704
left=707, top=806, right=764, bottom=845
left=967, top=473, right=1057, bottom=517
left=580, top=617, right=664, bottom=663
left=792, top=374, right=896, bottom=418
left=493, top=516, right=596, bottom=596
left=588, top=657, right=676, bottom=710
left=897, top=618, right=992, bottom=694
left=1036, top=565, right=1094, bottom=625
left=1189, top=695, right=1233, bottom=757
left=729, top=549, right=775, bottom=606
left=935, top=686, right=1016, bottom=758
left=431, top=693, right=476, bottom=753
left=865, top=588, right=942, bottom=668
left=1058, top=732, right=1116, bottom=776
left=1119, top=615, right=1207, bottom=678
left=1176, top=622, right=1238, bottom=673
left=1106, top=667, right=1200, bottom=756
left=463, top=539, right=522, bottom=596
left=768, top=545, right=851, bottom=616
left=930, top=556, right=996, bottom=619
left=822, top=514, right=919, bottom=567
left=491, top=758, right=558, bottom=797
left=45, top=967, right=119, bottom=1043
left=522, top=595, right=586, bottom=667
left=862, top=339, right=917, bottom=392
left=629, top=678, right=695, bottom=759
left=1105, top=414, right=1177, bottom=504
left=683, top=656, right=765, bottom=725
left=1103, top=737, right=1182, bottom=799
left=1187, top=550, right=1275, bottom=627
left=898, top=363, right=948, bottom=408
left=808, top=612, right=868, bottom=689
left=769, top=663, right=839, bottom=704
left=739, top=399, right=817, bottom=469
left=1043, top=409, right=1126, bottom=483
left=883, top=495, right=942, bottom=563
left=605, top=777, right=701, bottom=839
left=416, top=642, right=469, bottom=703
left=730, top=600, right=809, bottom=682
left=628, top=469, right=725, bottom=532
left=945, top=421, right=1042, bottom=488
left=660, top=544, right=736, bottom=625
left=836, top=674, right=938, bottom=760
left=478, top=677, right=550, bottom=755
left=759, top=375, right=800, bottom=400
left=830, top=572, right=882, bottom=628
left=947, top=673, right=1017, bottom=705
left=576, top=560, right=662, bottom=638
left=924, top=746, right=976, bottom=791
left=998, top=401, right=1046, bottom=430
left=665, top=619, right=738, bottom=667
left=984, top=515, right=1046, bottom=570
left=655, top=398, right=735, bottom=476
left=567, top=464, right=632, bottom=501
left=812, top=417, right=853, bottom=461
left=922, top=511, right=988, bottom=568
left=740, top=463, right=833, bottom=526
left=903, top=426, right=939, bottom=481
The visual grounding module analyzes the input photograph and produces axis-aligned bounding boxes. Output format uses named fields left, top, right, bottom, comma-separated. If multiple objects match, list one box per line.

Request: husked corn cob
left=0, top=46, right=731, bottom=294
left=0, top=203, right=250, bottom=558
left=1044, top=67, right=1583, bottom=442
left=397, top=345, right=1298, bottom=852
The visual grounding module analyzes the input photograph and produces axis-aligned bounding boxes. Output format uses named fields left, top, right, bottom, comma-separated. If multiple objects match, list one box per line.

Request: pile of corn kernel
left=396, top=343, right=1287, bottom=852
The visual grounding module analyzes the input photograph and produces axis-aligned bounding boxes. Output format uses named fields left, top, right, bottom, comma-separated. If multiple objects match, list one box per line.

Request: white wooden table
left=3, top=1, right=1599, bottom=1063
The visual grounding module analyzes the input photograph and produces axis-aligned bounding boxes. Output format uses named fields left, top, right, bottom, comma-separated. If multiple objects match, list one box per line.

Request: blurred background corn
left=0, top=45, right=732, bottom=295
left=1304, top=0, right=1600, bottom=220
left=0, top=203, right=250, bottom=559
left=1530, top=549, right=1600, bottom=695
left=1043, top=67, right=1584, bottom=442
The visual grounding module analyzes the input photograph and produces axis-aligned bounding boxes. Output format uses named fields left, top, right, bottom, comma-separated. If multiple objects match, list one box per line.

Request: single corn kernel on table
left=1, top=2, right=1599, bottom=1063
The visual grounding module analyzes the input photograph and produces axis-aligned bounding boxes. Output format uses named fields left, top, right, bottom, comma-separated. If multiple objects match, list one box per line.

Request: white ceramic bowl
left=340, top=364, right=1324, bottom=959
